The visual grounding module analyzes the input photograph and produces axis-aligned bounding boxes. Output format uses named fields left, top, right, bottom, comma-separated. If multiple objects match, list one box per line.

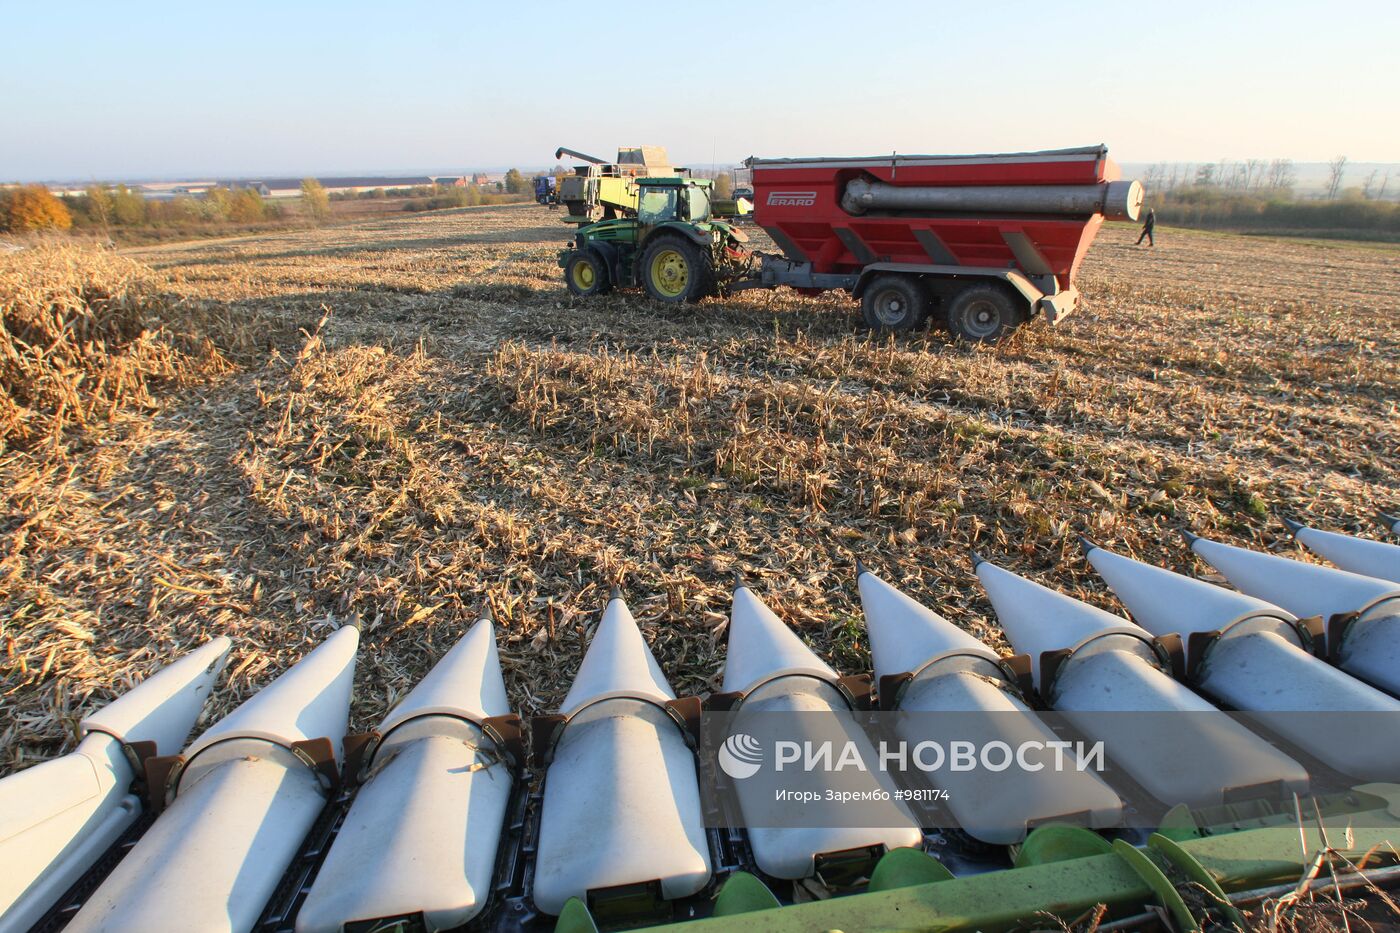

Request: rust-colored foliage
left=0, top=185, right=73, bottom=233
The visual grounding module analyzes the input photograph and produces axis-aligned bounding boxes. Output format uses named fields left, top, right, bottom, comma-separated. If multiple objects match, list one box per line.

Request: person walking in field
left=1136, top=207, right=1156, bottom=247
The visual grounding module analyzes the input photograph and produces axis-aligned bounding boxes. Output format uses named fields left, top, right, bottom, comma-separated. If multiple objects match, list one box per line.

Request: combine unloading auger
left=3, top=522, right=1400, bottom=932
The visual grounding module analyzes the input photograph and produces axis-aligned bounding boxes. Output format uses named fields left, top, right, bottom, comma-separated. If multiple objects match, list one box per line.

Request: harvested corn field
left=2, top=203, right=1397, bottom=767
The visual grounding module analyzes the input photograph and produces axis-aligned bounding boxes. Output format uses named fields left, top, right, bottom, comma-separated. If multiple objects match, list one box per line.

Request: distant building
left=433, top=176, right=467, bottom=188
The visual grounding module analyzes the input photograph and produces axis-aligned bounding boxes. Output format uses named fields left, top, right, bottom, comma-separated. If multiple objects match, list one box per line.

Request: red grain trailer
left=739, top=145, right=1141, bottom=339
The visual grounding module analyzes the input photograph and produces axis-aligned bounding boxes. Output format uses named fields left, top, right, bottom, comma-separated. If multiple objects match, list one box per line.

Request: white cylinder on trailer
left=976, top=558, right=1309, bottom=807
left=725, top=583, right=921, bottom=879
left=1287, top=521, right=1400, bottom=584
left=0, top=637, right=231, bottom=933
left=532, top=594, right=711, bottom=916
left=1084, top=543, right=1400, bottom=780
left=67, top=626, right=359, bottom=933
left=858, top=568, right=1122, bottom=844
left=296, top=618, right=513, bottom=932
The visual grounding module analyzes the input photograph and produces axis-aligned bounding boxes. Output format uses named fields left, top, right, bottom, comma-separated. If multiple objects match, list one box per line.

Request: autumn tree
left=227, top=188, right=269, bottom=223
left=84, top=184, right=114, bottom=231
left=301, top=177, right=330, bottom=221
left=504, top=168, right=527, bottom=195
left=714, top=172, right=733, bottom=198
left=0, top=185, right=73, bottom=232
left=110, top=185, right=147, bottom=225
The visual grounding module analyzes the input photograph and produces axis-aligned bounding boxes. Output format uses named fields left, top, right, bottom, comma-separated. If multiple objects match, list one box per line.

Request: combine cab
left=560, top=145, right=1144, bottom=342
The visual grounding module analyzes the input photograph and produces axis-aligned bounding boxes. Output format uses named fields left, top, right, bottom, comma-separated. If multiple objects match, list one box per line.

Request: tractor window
left=638, top=187, right=678, bottom=224
left=685, top=187, right=711, bottom=222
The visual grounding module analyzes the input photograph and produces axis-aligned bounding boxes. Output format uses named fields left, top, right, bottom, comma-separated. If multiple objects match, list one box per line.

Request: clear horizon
left=3, top=0, right=1397, bottom=183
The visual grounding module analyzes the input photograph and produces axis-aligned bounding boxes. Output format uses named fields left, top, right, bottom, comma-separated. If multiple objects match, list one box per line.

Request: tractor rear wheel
left=564, top=250, right=611, bottom=297
left=640, top=236, right=715, bottom=303
left=945, top=283, right=1026, bottom=342
left=861, top=274, right=928, bottom=334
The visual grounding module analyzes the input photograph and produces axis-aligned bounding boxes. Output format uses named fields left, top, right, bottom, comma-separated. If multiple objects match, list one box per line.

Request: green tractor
left=559, top=177, right=749, bottom=303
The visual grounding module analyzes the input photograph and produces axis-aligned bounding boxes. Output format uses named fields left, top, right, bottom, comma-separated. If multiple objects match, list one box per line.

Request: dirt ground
left=2, top=203, right=1396, bottom=767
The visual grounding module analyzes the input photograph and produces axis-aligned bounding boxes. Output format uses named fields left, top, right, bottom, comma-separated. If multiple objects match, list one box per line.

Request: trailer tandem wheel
left=860, top=274, right=929, bottom=334
left=945, top=282, right=1027, bottom=342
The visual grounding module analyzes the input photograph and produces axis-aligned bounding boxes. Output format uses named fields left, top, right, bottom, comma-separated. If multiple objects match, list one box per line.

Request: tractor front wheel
left=564, top=250, right=611, bottom=297
left=640, top=236, right=715, bottom=304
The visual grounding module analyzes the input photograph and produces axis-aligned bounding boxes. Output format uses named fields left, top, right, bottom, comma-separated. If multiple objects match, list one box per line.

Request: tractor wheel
left=564, top=250, right=610, bottom=297
left=944, top=283, right=1026, bottom=342
left=861, top=274, right=928, bottom=334
left=640, top=236, right=715, bottom=304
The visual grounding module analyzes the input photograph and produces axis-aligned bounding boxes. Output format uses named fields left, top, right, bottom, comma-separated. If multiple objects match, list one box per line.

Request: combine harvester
left=559, top=145, right=1142, bottom=340
left=553, top=146, right=678, bottom=225
left=3, top=527, right=1400, bottom=932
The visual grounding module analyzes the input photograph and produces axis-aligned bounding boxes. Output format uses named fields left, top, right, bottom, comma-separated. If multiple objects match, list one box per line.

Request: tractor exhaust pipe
left=975, top=559, right=1308, bottom=808
left=723, top=583, right=922, bottom=880
left=858, top=566, right=1123, bottom=844
left=0, top=638, right=231, bottom=932
left=68, top=626, right=359, bottom=933
left=1186, top=530, right=1400, bottom=696
left=1082, top=542, right=1400, bottom=781
left=532, top=592, right=710, bottom=916
left=296, top=615, right=513, bottom=932
left=841, top=178, right=1144, bottom=221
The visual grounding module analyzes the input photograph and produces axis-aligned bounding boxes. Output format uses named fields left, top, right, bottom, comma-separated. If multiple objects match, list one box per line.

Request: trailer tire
left=640, top=235, right=715, bottom=304
left=945, top=283, right=1026, bottom=342
left=861, top=274, right=927, bottom=334
left=565, top=250, right=611, bottom=297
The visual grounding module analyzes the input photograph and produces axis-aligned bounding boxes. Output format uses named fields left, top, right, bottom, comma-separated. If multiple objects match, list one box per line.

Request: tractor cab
left=636, top=177, right=714, bottom=226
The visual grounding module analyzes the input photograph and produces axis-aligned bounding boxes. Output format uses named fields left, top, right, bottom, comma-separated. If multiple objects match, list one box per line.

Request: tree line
left=1, top=174, right=535, bottom=237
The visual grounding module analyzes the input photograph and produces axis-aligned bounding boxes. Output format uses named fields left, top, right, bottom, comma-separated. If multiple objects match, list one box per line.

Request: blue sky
left=2, top=0, right=1396, bottom=181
